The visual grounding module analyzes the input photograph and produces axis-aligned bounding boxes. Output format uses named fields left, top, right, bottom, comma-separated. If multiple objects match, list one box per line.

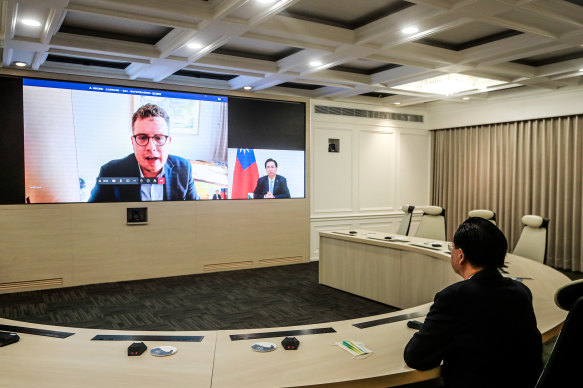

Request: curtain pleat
left=431, top=115, right=583, bottom=271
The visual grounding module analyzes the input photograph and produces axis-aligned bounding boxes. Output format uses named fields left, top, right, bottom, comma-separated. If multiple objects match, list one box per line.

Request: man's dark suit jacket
left=212, top=194, right=222, bottom=200
left=88, top=154, right=198, bottom=202
left=404, top=267, right=542, bottom=388
left=253, top=175, right=290, bottom=199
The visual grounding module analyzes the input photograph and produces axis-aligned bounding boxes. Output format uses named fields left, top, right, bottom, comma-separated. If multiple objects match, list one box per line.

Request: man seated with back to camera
left=404, top=217, right=542, bottom=388
left=89, top=103, right=199, bottom=202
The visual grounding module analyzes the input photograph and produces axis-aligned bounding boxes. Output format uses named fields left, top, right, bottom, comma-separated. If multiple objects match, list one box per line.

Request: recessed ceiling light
left=394, top=102, right=401, bottom=105
left=14, top=61, right=27, bottom=67
left=402, top=26, right=419, bottom=34
left=187, top=42, right=203, bottom=49
left=243, top=86, right=252, bottom=91
left=21, top=19, right=41, bottom=27
left=462, top=97, right=471, bottom=100
left=309, top=61, right=322, bottom=67
left=579, top=68, right=583, bottom=72
left=257, top=0, right=276, bottom=3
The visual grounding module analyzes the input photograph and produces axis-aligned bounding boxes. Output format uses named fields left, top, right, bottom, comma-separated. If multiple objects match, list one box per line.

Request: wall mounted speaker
left=127, top=207, right=148, bottom=224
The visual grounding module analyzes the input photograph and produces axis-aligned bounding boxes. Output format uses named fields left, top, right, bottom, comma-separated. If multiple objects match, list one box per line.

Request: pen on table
left=342, top=341, right=363, bottom=354
left=348, top=340, right=367, bottom=354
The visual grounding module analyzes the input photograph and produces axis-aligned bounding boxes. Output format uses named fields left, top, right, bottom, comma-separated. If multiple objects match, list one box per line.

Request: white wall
left=426, top=87, right=583, bottom=130
left=310, top=99, right=430, bottom=260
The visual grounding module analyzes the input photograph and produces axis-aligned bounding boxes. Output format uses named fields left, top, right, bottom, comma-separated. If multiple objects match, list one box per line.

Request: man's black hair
left=453, top=217, right=508, bottom=268
left=265, top=158, right=277, bottom=168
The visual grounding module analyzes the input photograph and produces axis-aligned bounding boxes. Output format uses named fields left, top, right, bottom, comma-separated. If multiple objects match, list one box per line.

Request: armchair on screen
left=396, top=205, right=415, bottom=236
left=468, top=209, right=497, bottom=225
left=535, top=279, right=583, bottom=388
left=415, top=206, right=446, bottom=241
left=512, top=215, right=550, bottom=264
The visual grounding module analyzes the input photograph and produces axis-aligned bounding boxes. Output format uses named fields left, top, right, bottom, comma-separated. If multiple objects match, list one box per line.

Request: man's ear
left=457, top=248, right=466, bottom=264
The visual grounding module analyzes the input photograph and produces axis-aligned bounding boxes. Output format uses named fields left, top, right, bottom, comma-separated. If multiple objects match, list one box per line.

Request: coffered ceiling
left=2, top=0, right=583, bottom=107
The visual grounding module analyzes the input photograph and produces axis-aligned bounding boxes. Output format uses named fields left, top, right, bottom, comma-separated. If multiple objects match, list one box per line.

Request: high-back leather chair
left=396, top=205, right=415, bottom=236
left=535, top=279, right=583, bottom=387
left=513, top=215, right=550, bottom=264
left=468, top=209, right=496, bottom=225
left=415, top=206, right=446, bottom=241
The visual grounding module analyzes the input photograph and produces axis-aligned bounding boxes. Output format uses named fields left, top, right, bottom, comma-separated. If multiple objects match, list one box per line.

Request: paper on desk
left=336, top=340, right=373, bottom=359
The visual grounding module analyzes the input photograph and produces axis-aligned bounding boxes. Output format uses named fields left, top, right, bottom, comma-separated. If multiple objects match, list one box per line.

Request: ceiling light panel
left=14, top=2, right=49, bottom=39
left=402, top=26, right=419, bottom=34
left=21, top=19, right=41, bottom=27
left=393, top=74, right=505, bottom=96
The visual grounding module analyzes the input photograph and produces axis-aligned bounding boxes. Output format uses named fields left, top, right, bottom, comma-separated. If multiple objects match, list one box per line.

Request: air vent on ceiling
left=314, top=105, right=423, bottom=123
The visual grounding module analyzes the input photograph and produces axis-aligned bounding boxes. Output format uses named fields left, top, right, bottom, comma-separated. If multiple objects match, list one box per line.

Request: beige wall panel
left=398, top=133, right=430, bottom=207
left=319, top=236, right=401, bottom=306
left=399, top=251, right=459, bottom=308
left=0, top=205, right=73, bottom=283
left=0, top=200, right=308, bottom=292
left=67, top=199, right=309, bottom=286
left=0, top=206, right=73, bottom=284
left=356, top=218, right=395, bottom=233
left=192, top=199, right=310, bottom=263
left=358, top=130, right=395, bottom=211
left=312, top=128, right=353, bottom=213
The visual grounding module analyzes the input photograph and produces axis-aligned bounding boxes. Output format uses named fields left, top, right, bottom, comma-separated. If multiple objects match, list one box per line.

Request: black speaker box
left=128, top=342, right=147, bottom=356
left=0, top=331, right=20, bottom=347
left=281, top=336, right=300, bottom=350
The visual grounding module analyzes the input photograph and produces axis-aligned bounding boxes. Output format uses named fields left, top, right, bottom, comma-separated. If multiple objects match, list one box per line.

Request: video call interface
left=22, top=78, right=306, bottom=203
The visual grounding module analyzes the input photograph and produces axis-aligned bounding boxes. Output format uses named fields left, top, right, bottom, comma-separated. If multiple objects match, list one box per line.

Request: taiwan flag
left=232, top=149, right=259, bottom=199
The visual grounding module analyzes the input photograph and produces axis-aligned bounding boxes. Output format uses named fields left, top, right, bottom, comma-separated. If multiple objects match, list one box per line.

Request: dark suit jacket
left=212, top=194, right=222, bottom=200
left=253, top=175, right=290, bottom=199
left=404, top=267, right=542, bottom=388
left=88, top=154, right=198, bottom=202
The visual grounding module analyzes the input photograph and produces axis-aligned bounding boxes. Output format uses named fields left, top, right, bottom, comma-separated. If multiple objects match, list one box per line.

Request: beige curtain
left=431, top=115, right=583, bottom=271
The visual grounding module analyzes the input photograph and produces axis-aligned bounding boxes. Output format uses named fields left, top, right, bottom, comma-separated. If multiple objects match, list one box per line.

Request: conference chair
left=415, top=206, right=446, bottom=241
left=535, top=279, right=583, bottom=388
left=513, top=215, right=550, bottom=264
left=468, top=209, right=496, bottom=225
left=396, top=205, right=415, bottom=236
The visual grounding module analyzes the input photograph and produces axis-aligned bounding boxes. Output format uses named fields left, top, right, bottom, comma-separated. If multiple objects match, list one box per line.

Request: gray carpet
left=0, top=262, right=398, bottom=331
left=0, top=262, right=579, bottom=332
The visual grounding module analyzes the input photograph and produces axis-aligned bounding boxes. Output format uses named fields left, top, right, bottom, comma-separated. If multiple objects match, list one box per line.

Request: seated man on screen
left=88, top=104, right=198, bottom=202
left=212, top=190, right=222, bottom=200
left=403, top=217, right=542, bottom=388
left=253, top=158, right=290, bottom=199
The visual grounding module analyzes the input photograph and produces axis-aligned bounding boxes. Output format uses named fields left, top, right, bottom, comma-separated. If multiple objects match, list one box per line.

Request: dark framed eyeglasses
left=133, top=134, right=168, bottom=146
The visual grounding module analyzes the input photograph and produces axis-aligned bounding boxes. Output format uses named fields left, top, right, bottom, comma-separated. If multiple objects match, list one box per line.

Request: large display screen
left=19, top=78, right=305, bottom=203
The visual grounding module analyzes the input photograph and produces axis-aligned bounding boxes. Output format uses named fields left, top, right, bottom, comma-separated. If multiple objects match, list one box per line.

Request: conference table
left=0, top=230, right=570, bottom=387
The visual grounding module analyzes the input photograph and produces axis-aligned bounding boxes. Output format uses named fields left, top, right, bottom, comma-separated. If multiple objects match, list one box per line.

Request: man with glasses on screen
left=88, top=104, right=198, bottom=202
